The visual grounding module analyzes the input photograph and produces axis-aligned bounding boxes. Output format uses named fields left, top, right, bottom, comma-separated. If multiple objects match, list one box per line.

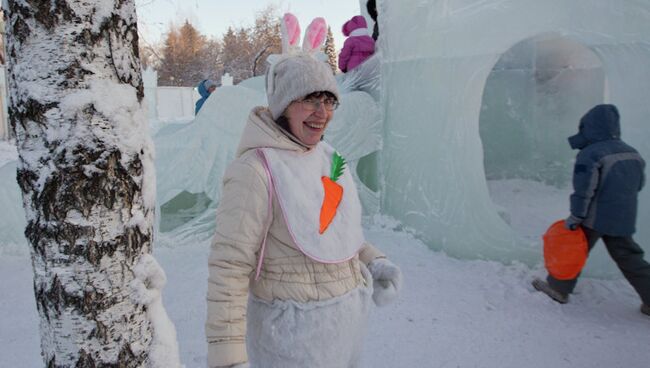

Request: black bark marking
left=58, top=61, right=95, bottom=88
left=9, top=99, right=59, bottom=132
left=88, top=320, right=109, bottom=343
left=8, top=1, right=32, bottom=44
left=31, top=0, right=77, bottom=30
left=74, top=349, right=96, bottom=368
left=103, top=13, right=144, bottom=101
left=116, top=341, right=145, bottom=368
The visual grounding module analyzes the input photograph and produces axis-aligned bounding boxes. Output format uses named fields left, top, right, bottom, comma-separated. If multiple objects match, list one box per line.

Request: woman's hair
left=276, top=91, right=338, bottom=130
left=276, top=115, right=291, bottom=132
left=367, top=0, right=378, bottom=20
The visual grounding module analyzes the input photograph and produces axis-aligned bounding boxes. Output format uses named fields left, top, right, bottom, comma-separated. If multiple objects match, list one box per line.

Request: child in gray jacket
left=533, top=104, right=650, bottom=317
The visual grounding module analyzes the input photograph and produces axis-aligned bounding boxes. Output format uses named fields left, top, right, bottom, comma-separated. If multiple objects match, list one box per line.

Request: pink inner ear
left=283, top=13, right=300, bottom=46
left=306, top=18, right=327, bottom=49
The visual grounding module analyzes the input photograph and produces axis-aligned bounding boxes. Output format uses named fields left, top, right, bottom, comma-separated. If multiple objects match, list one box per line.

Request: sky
left=135, top=0, right=363, bottom=52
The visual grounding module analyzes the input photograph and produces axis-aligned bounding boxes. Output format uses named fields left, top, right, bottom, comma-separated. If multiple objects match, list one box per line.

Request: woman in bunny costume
left=205, top=14, right=402, bottom=368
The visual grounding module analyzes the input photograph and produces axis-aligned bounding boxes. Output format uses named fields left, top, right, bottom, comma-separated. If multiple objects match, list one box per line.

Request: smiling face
left=284, top=92, right=337, bottom=146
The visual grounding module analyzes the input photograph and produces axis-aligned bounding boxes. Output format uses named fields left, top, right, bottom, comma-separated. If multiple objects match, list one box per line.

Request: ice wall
left=153, top=86, right=265, bottom=238
left=379, top=0, right=650, bottom=277
left=155, top=86, right=266, bottom=207
left=480, top=35, right=605, bottom=188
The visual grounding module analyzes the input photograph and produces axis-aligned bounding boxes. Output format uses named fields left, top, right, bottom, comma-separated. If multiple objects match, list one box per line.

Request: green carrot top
left=329, top=152, right=346, bottom=182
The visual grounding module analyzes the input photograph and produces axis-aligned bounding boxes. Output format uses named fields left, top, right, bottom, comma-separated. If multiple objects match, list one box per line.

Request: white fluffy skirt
left=246, top=267, right=373, bottom=368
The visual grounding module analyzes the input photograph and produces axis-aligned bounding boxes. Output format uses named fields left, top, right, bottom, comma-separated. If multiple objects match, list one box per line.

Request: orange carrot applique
left=319, top=152, right=346, bottom=234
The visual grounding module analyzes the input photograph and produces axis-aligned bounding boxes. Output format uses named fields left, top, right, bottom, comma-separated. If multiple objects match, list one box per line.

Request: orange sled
left=543, top=220, right=588, bottom=280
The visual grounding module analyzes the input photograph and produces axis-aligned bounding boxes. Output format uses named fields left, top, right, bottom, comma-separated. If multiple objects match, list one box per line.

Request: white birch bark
left=4, top=1, right=179, bottom=366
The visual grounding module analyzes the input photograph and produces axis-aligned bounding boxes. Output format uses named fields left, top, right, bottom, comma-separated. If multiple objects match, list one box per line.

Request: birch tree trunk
left=4, top=1, right=175, bottom=366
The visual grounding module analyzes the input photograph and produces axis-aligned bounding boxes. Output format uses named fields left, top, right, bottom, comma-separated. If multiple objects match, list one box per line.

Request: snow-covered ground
left=0, top=139, right=18, bottom=167
left=487, top=178, right=572, bottom=241
left=1, top=215, right=648, bottom=368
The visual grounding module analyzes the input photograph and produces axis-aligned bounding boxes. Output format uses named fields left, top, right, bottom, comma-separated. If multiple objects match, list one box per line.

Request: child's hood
left=342, top=15, right=368, bottom=36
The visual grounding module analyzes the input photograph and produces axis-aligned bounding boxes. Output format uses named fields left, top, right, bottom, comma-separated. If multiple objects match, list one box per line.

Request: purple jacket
left=338, top=16, right=375, bottom=73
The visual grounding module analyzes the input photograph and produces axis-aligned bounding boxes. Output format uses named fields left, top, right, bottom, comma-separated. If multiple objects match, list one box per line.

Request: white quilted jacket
left=205, top=107, right=384, bottom=367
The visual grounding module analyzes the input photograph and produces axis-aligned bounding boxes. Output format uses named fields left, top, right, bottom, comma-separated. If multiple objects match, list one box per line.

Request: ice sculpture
left=379, top=0, right=650, bottom=277
left=155, top=86, right=266, bottom=207
left=154, top=86, right=266, bottom=238
left=4, top=1, right=647, bottom=280
left=154, top=83, right=382, bottom=239
left=337, top=53, right=381, bottom=101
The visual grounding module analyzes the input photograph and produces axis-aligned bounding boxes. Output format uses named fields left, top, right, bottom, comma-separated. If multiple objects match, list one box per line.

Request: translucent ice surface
left=3, top=1, right=650, bottom=280
left=379, top=0, right=650, bottom=276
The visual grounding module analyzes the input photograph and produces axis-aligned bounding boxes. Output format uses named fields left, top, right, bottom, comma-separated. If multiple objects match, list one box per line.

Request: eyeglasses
left=299, top=98, right=339, bottom=112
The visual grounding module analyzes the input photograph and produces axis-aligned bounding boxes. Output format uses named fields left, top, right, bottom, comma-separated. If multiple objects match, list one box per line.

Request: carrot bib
left=259, top=142, right=364, bottom=263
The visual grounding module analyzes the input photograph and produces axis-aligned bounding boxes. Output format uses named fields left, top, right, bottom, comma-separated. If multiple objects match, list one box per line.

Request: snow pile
left=131, top=254, right=182, bottom=368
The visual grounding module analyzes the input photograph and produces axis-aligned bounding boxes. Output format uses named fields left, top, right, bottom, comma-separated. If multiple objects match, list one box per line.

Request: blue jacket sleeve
left=570, top=150, right=601, bottom=218
left=640, top=160, right=646, bottom=191
left=195, top=97, right=205, bottom=115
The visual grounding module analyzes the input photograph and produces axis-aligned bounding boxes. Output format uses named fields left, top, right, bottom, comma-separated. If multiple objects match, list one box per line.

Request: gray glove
left=564, top=214, right=583, bottom=231
left=368, top=258, right=403, bottom=307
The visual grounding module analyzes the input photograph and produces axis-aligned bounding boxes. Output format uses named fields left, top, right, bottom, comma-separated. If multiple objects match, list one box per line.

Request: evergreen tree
left=325, top=26, right=338, bottom=74
left=153, top=6, right=281, bottom=86
left=158, top=20, right=214, bottom=86
left=158, top=23, right=181, bottom=85
left=220, top=27, right=251, bottom=84
left=204, top=38, right=223, bottom=83
left=250, top=6, right=282, bottom=77
left=4, top=0, right=180, bottom=366
left=219, top=6, right=281, bottom=84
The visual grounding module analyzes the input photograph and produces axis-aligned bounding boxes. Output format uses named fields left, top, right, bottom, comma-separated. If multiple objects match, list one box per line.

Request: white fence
left=143, top=67, right=198, bottom=123
left=144, top=86, right=198, bottom=123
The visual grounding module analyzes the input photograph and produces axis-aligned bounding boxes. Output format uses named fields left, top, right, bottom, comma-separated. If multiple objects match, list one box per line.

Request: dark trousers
left=547, top=227, right=650, bottom=305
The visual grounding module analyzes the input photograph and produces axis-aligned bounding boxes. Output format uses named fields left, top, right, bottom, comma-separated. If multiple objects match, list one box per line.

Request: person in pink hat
left=338, top=15, right=375, bottom=73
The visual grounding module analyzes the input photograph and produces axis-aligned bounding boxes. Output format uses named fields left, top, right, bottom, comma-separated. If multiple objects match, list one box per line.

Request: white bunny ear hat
left=265, top=13, right=338, bottom=120
left=266, top=55, right=339, bottom=120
